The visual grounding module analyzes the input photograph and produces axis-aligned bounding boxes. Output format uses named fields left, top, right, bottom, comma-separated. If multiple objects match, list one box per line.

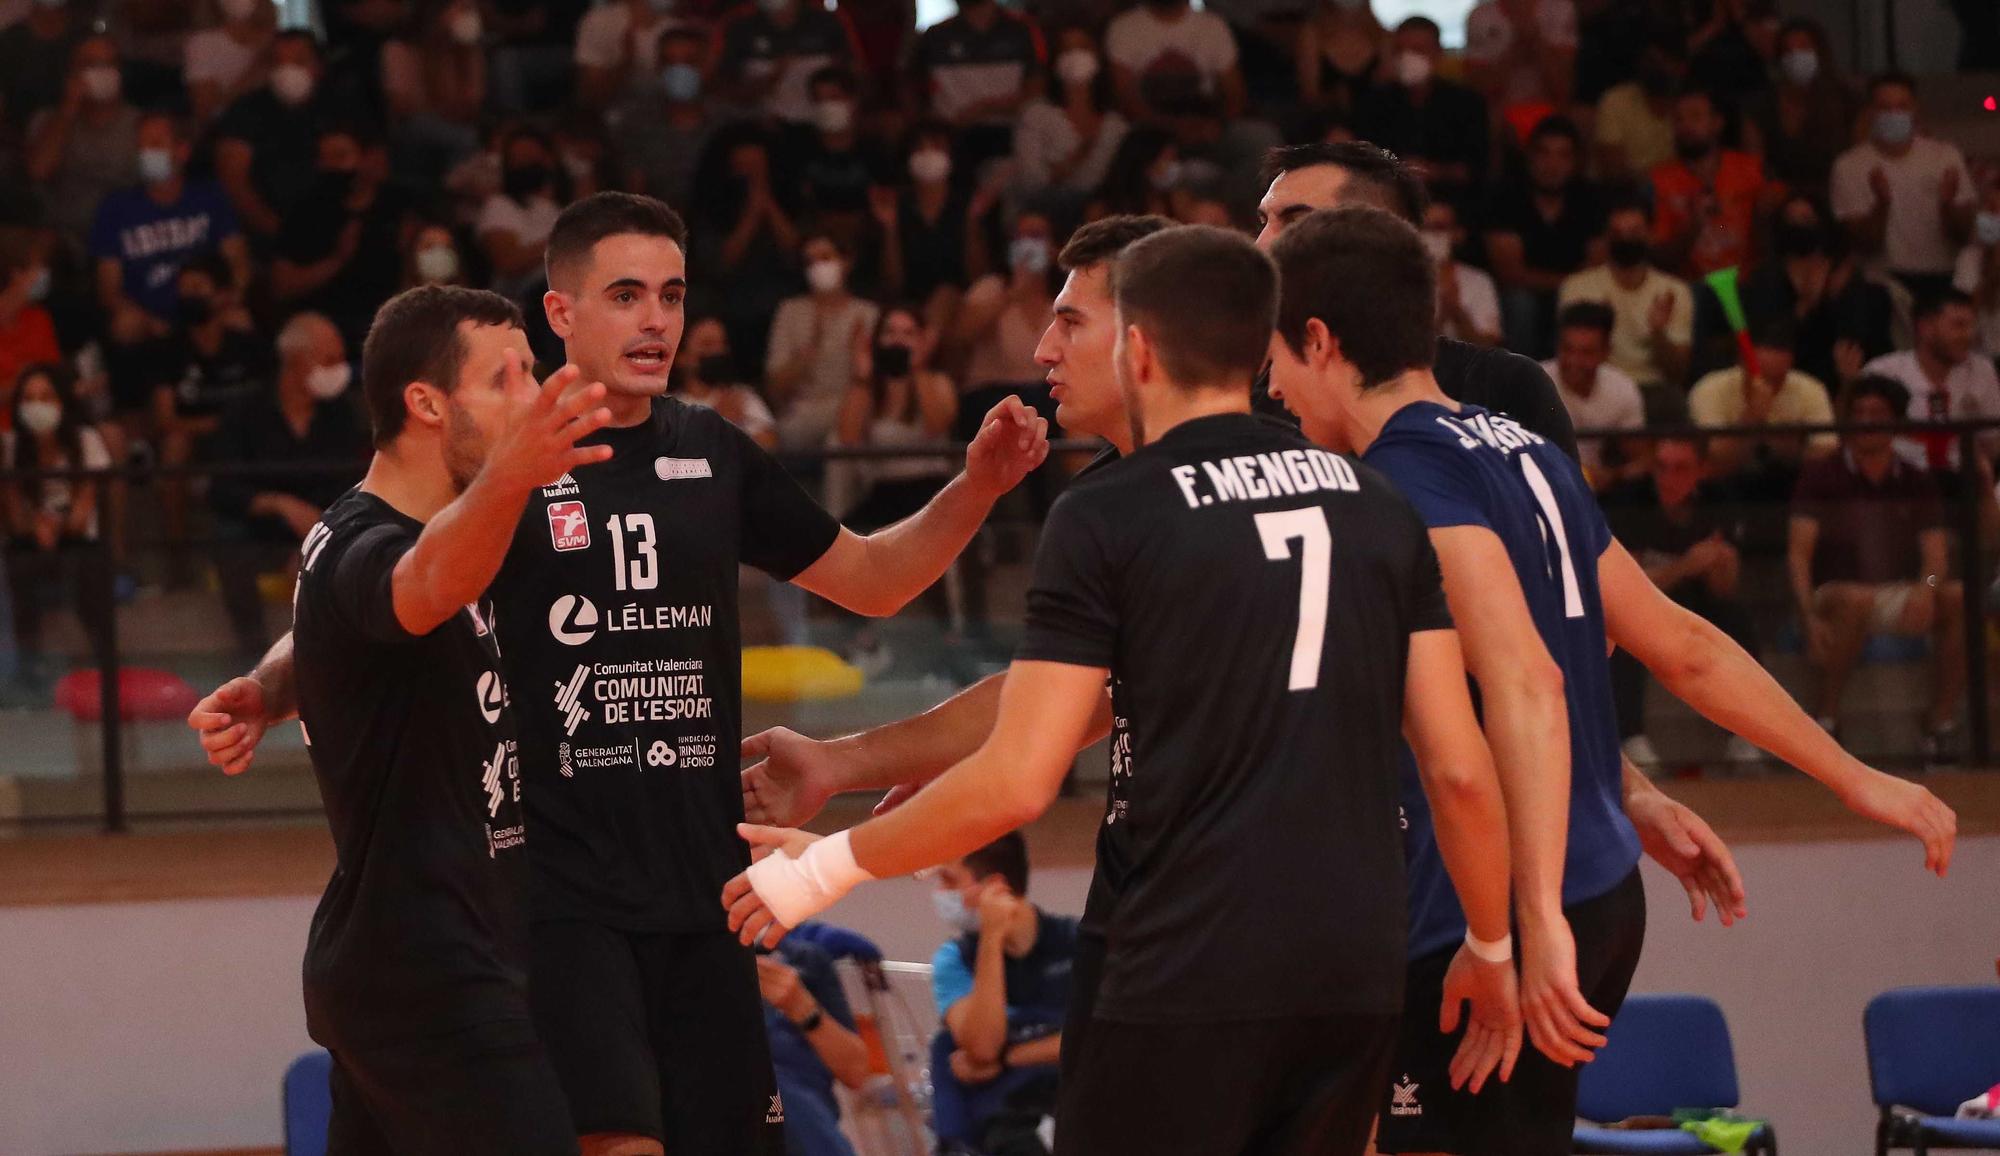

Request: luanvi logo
left=1390, top=1075, right=1421, bottom=1117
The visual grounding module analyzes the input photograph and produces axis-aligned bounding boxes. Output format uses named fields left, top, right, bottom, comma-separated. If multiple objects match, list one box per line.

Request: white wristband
left=745, top=830, right=876, bottom=927
left=1464, top=929, right=1514, bottom=964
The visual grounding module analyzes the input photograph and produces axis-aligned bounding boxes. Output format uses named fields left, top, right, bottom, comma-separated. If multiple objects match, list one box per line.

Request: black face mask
left=1608, top=237, right=1650, bottom=269
left=178, top=294, right=214, bottom=326
left=696, top=353, right=734, bottom=382
left=319, top=168, right=357, bottom=199
left=1637, top=65, right=1677, bottom=99
left=503, top=163, right=551, bottom=200
left=874, top=344, right=912, bottom=378
left=1673, top=137, right=1714, bottom=164
left=1776, top=222, right=1825, bottom=258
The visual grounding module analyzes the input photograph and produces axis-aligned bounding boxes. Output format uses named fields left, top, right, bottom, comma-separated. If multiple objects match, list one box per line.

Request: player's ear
left=1123, top=323, right=1153, bottom=383
left=543, top=288, right=572, bottom=340
left=1304, top=318, right=1335, bottom=370
left=402, top=381, right=448, bottom=431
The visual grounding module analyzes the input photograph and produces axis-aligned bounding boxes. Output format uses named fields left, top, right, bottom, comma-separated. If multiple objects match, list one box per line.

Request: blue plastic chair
left=1572, top=994, right=1776, bottom=1155
left=282, top=1050, right=332, bottom=1156
left=1865, top=986, right=2000, bottom=1155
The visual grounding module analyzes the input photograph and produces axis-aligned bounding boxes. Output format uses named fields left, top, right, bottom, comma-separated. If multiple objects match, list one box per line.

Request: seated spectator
left=0, top=0, right=87, bottom=135
left=1353, top=17, right=1488, bottom=207
left=207, top=313, right=369, bottom=660
left=26, top=34, right=141, bottom=246
left=614, top=27, right=723, bottom=214
left=1463, top=0, right=1577, bottom=116
left=380, top=0, right=488, bottom=184
left=1789, top=375, right=1962, bottom=756
left=572, top=0, right=687, bottom=110
left=489, top=0, right=586, bottom=114
left=401, top=221, right=472, bottom=289
left=1294, top=0, right=1385, bottom=120
left=89, top=112, right=251, bottom=351
left=476, top=125, right=566, bottom=303
left=273, top=124, right=413, bottom=351
left=766, top=233, right=879, bottom=452
left=214, top=31, right=350, bottom=245
left=1740, top=18, right=1857, bottom=197
left=1742, top=193, right=1895, bottom=392
left=1542, top=302, right=1644, bottom=483
left=692, top=125, right=802, bottom=375
left=834, top=303, right=957, bottom=531
left=1831, top=72, right=1978, bottom=303
left=1684, top=0, right=1778, bottom=106
left=758, top=940, right=870, bottom=1156
left=1649, top=87, right=1772, bottom=280
left=1592, top=38, right=1682, bottom=185
left=0, top=234, right=61, bottom=419
left=184, top=0, right=279, bottom=126
left=915, top=0, right=1046, bottom=172
left=1104, top=0, right=1277, bottom=211
left=3, top=362, right=112, bottom=686
left=712, top=0, right=864, bottom=127
left=793, top=66, right=889, bottom=258
left=1421, top=200, right=1501, bottom=348
left=1861, top=289, right=2000, bottom=472
left=1601, top=435, right=1758, bottom=766
left=1688, top=313, right=1837, bottom=482
left=319, top=0, right=415, bottom=95
left=1010, top=27, right=1128, bottom=225
left=929, top=833, right=1074, bottom=1156
left=674, top=316, right=777, bottom=450
left=865, top=121, right=980, bottom=328
left=1485, top=115, right=1605, bottom=357
left=1090, top=126, right=1182, bottom=220
left=1558, top=196, right=1693, bottom=391
left=951, top=211, right=1057, bottom=398
left=1953, top=178, right=2000, bottom=358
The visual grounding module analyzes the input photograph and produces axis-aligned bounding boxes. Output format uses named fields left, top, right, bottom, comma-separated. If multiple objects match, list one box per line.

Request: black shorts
left=529, top=920, right=783, bottom=1153
left=1055, top=1011, right=1399, bottom=1156
left=1375, top=866, right=1648, bottom=1156
left=326, top=1021, right=578, bottom=1156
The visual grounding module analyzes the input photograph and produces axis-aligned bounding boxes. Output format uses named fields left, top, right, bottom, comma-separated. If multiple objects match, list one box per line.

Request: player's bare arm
left=187, top=633, right=296, bottom=776
left=1598, top=539, right=1957, bottom=876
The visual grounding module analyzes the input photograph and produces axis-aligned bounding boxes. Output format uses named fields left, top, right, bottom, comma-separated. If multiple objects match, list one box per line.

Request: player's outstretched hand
left=1836, top=768, right=1956, bottom=877
left=484, top=364, right=616, bottom=495
left=1517, top=913, right=1611, bottom=1067
left=741, top=727, right=842, bottom=827
left=964, top=394, right=1050, bottom=498
left=187, top=676, right=274, bottom=776
left=723, top=824, right=825, bottom=949
left=1440, top=945, right=1523, bottom=1094
left=1627, top=786, right=1747, bottom=925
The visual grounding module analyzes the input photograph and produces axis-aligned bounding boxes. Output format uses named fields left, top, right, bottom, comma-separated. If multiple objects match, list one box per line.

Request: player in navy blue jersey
left=1266, top=205, right=1955, bottom=1156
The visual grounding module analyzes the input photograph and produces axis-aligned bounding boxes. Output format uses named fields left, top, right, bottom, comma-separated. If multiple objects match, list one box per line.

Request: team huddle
left=191, top=144, right=1957, bottom=1156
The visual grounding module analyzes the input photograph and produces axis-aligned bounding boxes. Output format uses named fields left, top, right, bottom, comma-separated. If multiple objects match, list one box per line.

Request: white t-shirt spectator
left=1464, top=0, right=1576, bottom=105
left=575, top=4, right=687, bottom=94
left=184, top=28, right=262, bottom=99
left=1539, top=358, right=1643, bottom=471
left=1951, top=245, right=2000, bottom=358
left=1830, top=137, right=1977, bottom=276
left=1012, top=102, right=1129, bottom=193
left=1861, top=348, right=2000, bottom=467
left=1105, top=5, right=1238, bottom=98
left=680, top=386, right=778, bottom=446
left=2, top=426, right=112, bottom=540
left=1557, top=264, right=1695, bottom=387
left=477, top=191, right=562, bottom=294
left=1441, top=263, right=1502, bottom=346
left=765, top=295, right=880, bottom=450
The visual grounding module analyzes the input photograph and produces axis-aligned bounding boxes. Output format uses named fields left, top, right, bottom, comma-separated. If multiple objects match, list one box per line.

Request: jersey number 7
left=1256, top=508, right=1331, bottom=692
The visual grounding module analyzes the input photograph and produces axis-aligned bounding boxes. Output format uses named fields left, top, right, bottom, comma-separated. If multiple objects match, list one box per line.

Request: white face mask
left=448, top=9, right=483, bottom=45
left=415, top=245, right=460, bottom=283
left=806, top=258, right=845, bottom=293
left=138, top=146, right=175, bottom=184
left=17, top=400, right=63, bottom=436
left=219, top=0, right=261, bottom=21
left=908, top=148, right=952, bottom=185
left=814, top=99, right=854, bottom=135
left=81, top=65, right=121, bottom=103
left=1395, top=51, right=1433, bottom=88
left=271, top=63, right=315, bottom=106
left=1420, top=229, right=1452, bottom=263
left=305, top=361, right=351, bottom=400
left=1977, top=211, right=2000, bottom=248
left=1779, top=49, right=1818, bottom=86
left=931, top=889, right=981, bottom=934
left=1056, top=49, right=1099, bottom=88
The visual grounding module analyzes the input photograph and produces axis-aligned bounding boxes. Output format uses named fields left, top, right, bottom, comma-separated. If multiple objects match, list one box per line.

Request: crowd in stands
left=2, top=0, right=1999, bottom=762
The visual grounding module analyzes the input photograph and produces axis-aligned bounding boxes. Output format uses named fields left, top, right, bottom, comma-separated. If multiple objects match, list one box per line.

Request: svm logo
left=1390, top=1075, right=1422, bottom=1118
left=548, top=500, right=590, bottom=551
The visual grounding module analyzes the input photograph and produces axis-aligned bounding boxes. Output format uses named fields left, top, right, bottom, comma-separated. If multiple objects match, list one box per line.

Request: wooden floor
left=3, top=773, right=1996, bottom=909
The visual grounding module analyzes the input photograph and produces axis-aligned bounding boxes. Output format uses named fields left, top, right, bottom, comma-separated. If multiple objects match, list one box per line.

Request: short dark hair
left=1273, top=206, right=1436, bottom=387
left=361, top=285, right=525, bottom=447
left=1652, top=432, right=1709, bottom=459
left=962, top=832, right=1029, bottom=896
left=1840, top=373, right=1909, bottom=418
left=658, top=25, right=706, bottom=52
left=1396, top=15, right=1441, bottom=39
left=545, top=192, right=688, bottom=288
left=1869, top=70, right=1917, bottom=100
left=1914, top=288, right=1975, bottom=322
left=1113, top=225, right=1276, bottom=389
left=274, top=29, right=321, bottom=57
left=1746, top=310, right=1797, bottom=350
left=1261, top=141, right=1427, bottom=225
left=1556, top=301, right=1615, bottom=339
left=808, top=64, right=857, bottom=95
left=1528, top=114, right=1584, bottom=149
left=1056, top=213, right=1174, bottom=283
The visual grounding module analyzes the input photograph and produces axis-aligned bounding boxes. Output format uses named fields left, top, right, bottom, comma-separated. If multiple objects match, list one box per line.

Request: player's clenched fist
left=963, top=394, right=1051, bottom=498
left=483, top=363, right=616, bottom=494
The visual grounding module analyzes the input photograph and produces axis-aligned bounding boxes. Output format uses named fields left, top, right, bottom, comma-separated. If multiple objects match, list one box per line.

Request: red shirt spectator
left=1650, top=89, right=1770, bottom=278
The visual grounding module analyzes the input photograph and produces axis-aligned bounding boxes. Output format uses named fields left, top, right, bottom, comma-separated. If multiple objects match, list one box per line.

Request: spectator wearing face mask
left=712, top=0, right=865, bottom=126
left=616, top=27, right=726, bottom=212
left=916, top=0, right=1047, bottom=172
left=674, top=316, right=778, bottom=450
left=928, top=834, right=1075, bottom=1156
left=1462, top=0, right=1576, bottom=116
left=1106, top=0, right=1278, bottom=213
left=380, top=0, right=488, bottom=184
left=1558, top=196, right=1693, bottom=391
left=184, top=0, right=278, bottom=126
left=766, top=232, right=879, bottom=453
left=214, top=31, right=350, bottom=242
left=2, top=361, right=112, bottom=685
left=1010, top=27, right=1127, bottom=222
left=476, top=124, right=567, bottom=302
left=794, top=66, right=891, bottom=257
left=1542, top=302, right=1644, bottom=483
left=272, top=124, right=413, bottom=351
left=89, top=112, right=251, bottom=354
left=401, top=221, right=472, bottom=289
left=1862, top=290, right=2000, bottom=473
left=1951, top=177, right=2000, bottom=359
left=0, top=234, right=62, bottom=422
left=1419, top=200, right=1501, bottom=349
left=1832, top=73, right=1979, bottom=304
left=1740, top=19, right=1856, bottom=197
left=1486, top=114, right=1605, bottom=357
left=835, top=303, right=958, bottom=529
left=574, top=0, right=687, bottom=110
left=1592, top=38, right=1684, bottom=185
left=1352, top=17, right=1488, bottom=208
left=0, top=0, right=87, bottom=134
left=951, top=212, right=1058, bottom=404
left=26, top=35, right=141, bottom=246
left=207, top=312, right=368, bottom=660
left=1742, top=193, right=1894, bottom=393
left=1650, top=87, right=1773, bottom=281
left=864, top=121, right=982, bottom=332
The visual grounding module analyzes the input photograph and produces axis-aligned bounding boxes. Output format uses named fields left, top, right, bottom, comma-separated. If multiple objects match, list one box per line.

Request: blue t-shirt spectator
left=763, top=941, right=859, bottom=1156
left=931, top=910, right=1079, bottom=1038
left=89, top=180, right=241, bottom=322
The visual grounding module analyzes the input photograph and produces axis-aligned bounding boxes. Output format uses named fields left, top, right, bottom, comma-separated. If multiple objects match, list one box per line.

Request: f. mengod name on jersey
left=1435, top=411, right=1547, bottom=456
left=1170, top=448, right=1360, bottom=509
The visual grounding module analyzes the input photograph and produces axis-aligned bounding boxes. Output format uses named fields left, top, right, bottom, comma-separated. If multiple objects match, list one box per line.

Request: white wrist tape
left=1465, top=929, right=1514, bottom=964
left=745, top=830, right=876, bottom=927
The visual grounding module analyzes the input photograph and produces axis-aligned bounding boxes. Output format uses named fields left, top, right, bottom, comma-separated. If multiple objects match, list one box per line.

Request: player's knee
left=578, top=1132, right=664, bottom=1156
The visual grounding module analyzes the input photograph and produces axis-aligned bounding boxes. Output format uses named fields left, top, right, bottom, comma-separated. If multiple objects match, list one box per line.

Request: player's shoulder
left=298, top=489, right=415, bottom=589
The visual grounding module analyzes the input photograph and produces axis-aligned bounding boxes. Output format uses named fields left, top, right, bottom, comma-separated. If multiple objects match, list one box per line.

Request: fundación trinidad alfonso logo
left=548, top=500, right=589, bottom=551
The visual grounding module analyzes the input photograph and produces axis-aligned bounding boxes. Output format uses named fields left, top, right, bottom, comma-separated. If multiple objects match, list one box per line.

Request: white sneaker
left=1723, top=735, right=1763, bottom=764
left=1622, top=735, right=1662, bottom=770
